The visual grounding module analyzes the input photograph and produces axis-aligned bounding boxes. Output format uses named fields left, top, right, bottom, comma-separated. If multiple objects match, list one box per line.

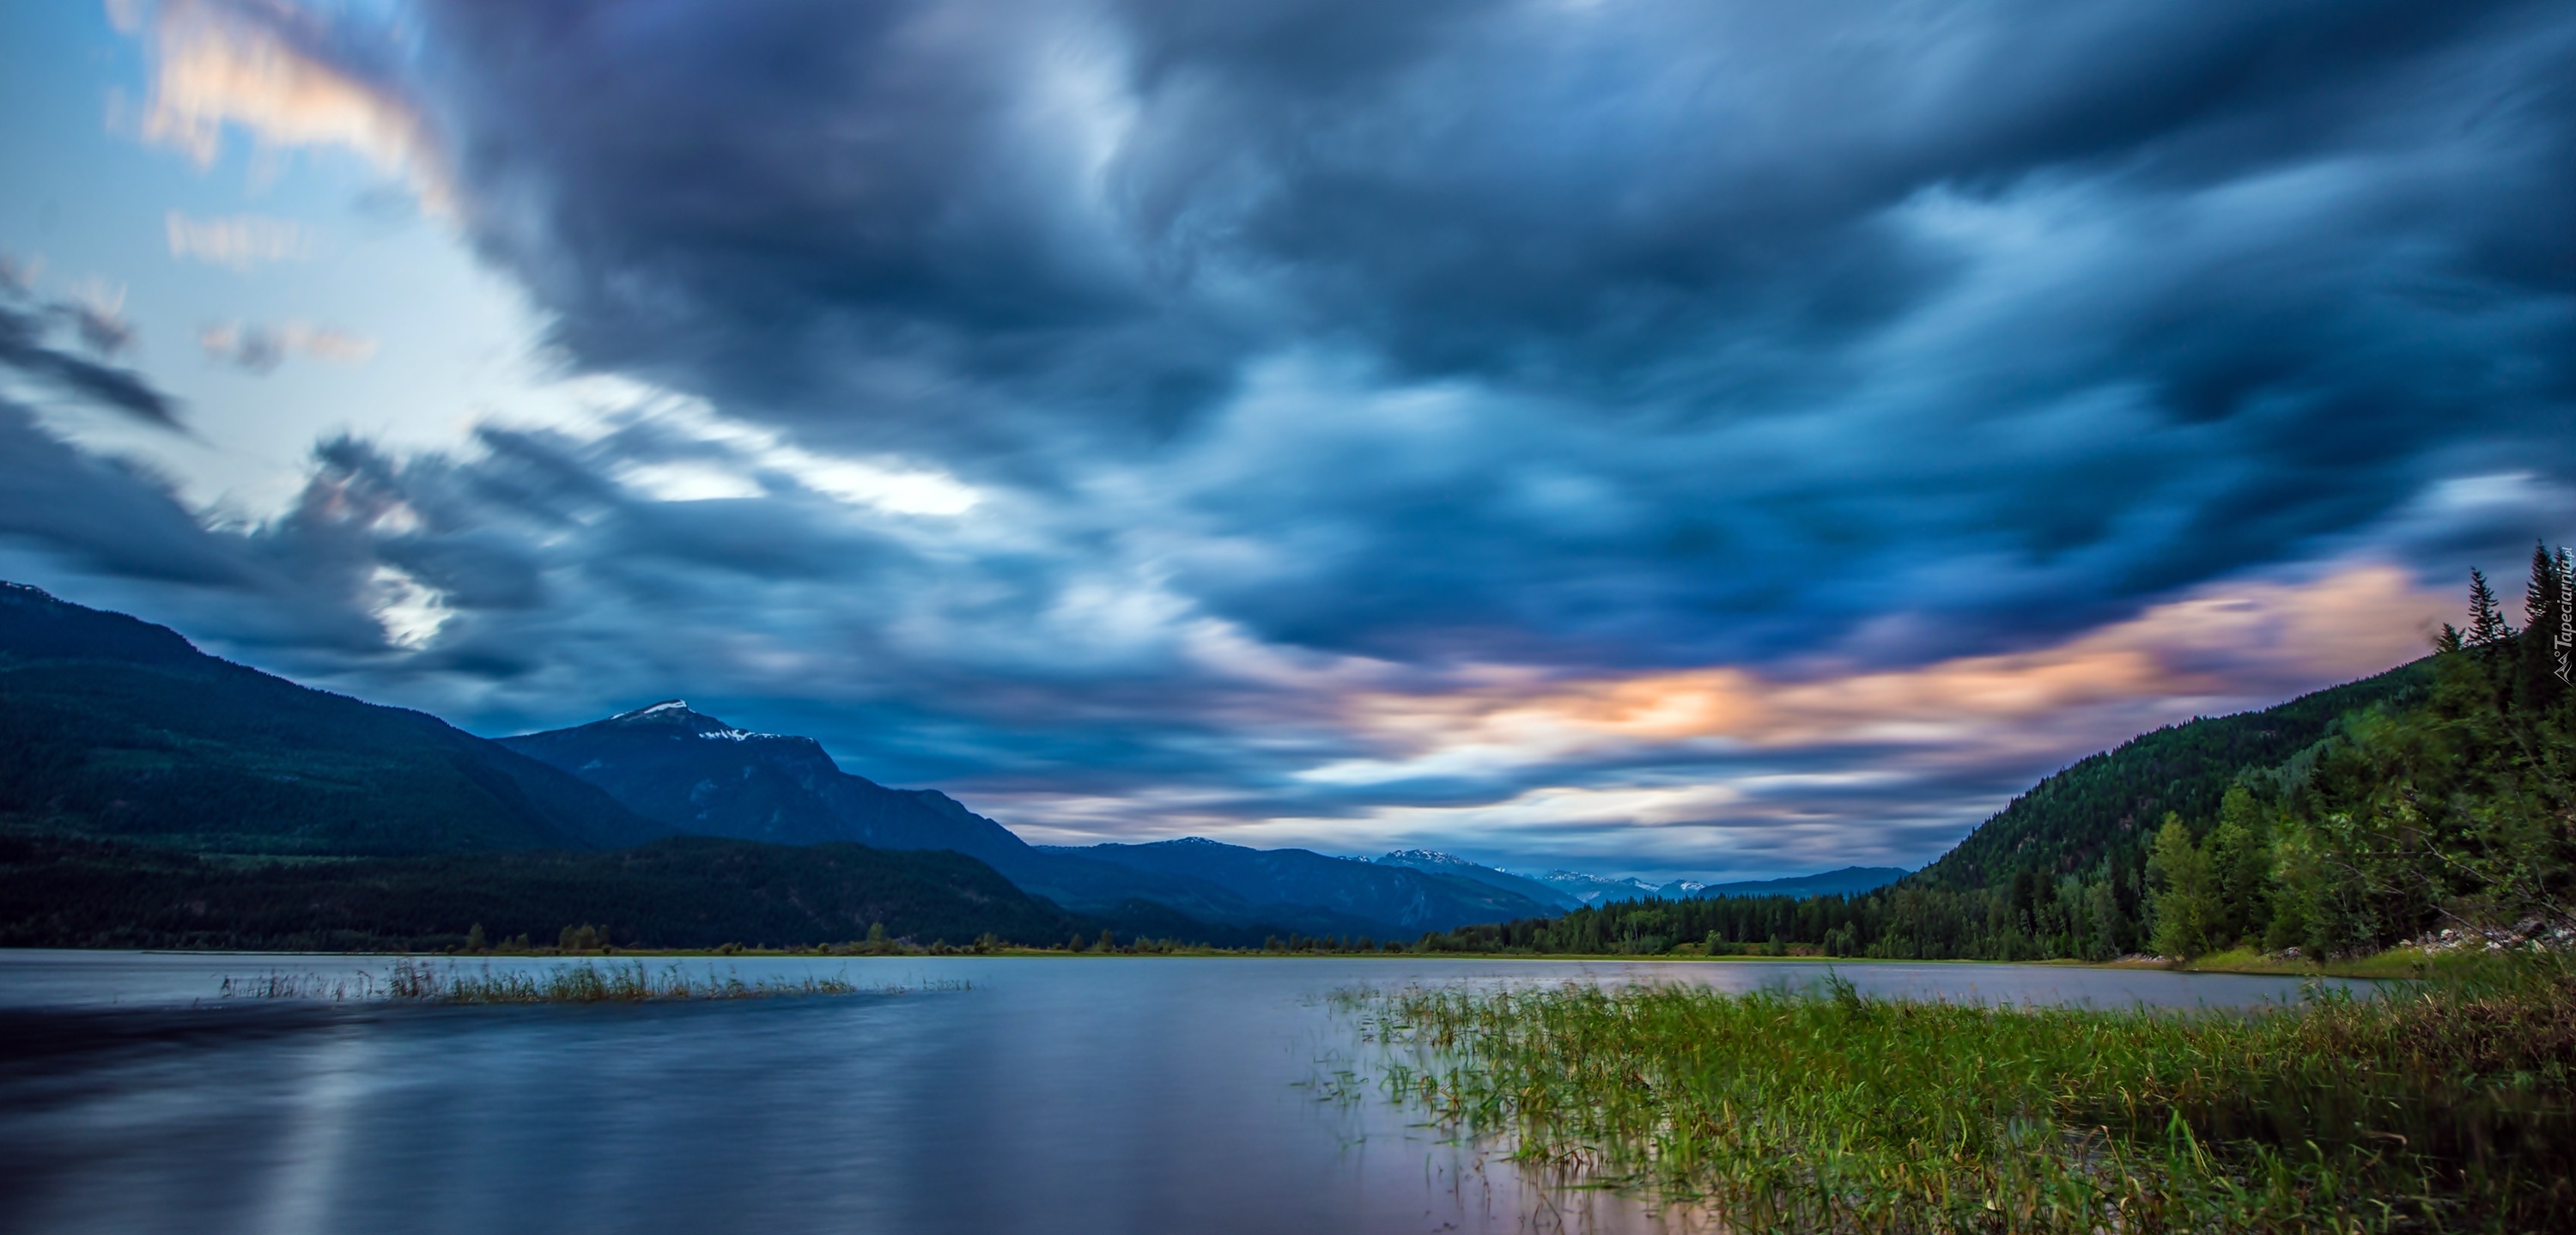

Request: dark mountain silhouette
left=0, top=582, right=667, bottom=855
left=500, top=702, right=1030, bottom=856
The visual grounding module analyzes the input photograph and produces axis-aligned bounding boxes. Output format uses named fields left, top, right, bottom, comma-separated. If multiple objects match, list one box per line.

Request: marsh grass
left=1342, top=963, right=2576, bottom=1232
left=221, top=959, right=963, bottom=1004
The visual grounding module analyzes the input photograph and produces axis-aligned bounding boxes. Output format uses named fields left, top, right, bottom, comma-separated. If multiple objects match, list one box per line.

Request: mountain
left=507, top=704, right=1563, bottom=939
left=1907, top=657, right=2434, bottom=893
left=1693, top=866, right=1908, bottom=899
left=497, top=703, right=1297, bottom=929
left=1540, top=870, right=1668, bottom=905
left=1054, top=837, right=1560, bottom=935
left=0, top=831, right=1084, bottom=951
left=501, top=703, right=1032, bottom=859
left=1376, top=849, right=1583, bottom=910
left=0, top=582, right=667, bottom=855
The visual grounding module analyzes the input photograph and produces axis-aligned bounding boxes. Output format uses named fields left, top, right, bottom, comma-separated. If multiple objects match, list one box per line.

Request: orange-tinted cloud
left=123, top=0, right=447, bottom=208
left=1305, top=562, right=2448, bottom=786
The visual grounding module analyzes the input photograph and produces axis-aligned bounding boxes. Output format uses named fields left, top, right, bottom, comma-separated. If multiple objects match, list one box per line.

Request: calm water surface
left=0, top=952, right=2373, bottom=1235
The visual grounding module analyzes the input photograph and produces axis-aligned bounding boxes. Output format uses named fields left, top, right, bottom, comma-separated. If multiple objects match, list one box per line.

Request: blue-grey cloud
left=0, top=277, right=180, bottom=428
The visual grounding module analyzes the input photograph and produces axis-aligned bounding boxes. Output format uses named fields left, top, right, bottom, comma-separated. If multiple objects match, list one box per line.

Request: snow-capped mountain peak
left=1380, top=848, right=1476, bottom=867
left=603, top=701, right=769, bottom=740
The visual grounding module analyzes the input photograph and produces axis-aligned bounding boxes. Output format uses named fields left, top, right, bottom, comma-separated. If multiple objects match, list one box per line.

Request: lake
left=0, top=952, right=2373, bottom=1235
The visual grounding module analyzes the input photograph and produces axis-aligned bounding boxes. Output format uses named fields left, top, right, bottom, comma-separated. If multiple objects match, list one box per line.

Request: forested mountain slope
left=0, top=832, right=1084, bottom=951
left=1911, top=658, right=2434, bottom=893
left=0, top=583, right=667, bottom=855
left=1695, top=867, right=1908, bottom=899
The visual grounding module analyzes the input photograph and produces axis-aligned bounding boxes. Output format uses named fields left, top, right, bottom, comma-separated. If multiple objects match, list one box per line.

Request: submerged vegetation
left=1350, top=960, right=2576, bottom=1232
left=216, top=958, right=911, bottom=1003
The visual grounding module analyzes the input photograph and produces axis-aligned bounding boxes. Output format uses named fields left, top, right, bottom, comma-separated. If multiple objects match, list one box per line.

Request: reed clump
left=1349, top=963, right=2576, bottom=1232
left=220, top=959, right=957, bottom=1004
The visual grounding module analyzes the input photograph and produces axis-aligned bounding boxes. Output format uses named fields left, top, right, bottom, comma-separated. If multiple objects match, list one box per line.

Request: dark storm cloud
left=0, top=407, right=419, bottom=660
left=0, top=403, right=227, bottom=582
left=404, top=0, right=2576, bottom=674
left=81, top=415, right=1314, bottom=787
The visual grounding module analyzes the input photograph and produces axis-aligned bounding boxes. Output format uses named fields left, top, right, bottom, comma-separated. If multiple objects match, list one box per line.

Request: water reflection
left=0, top=954, right=2365, bottom=1235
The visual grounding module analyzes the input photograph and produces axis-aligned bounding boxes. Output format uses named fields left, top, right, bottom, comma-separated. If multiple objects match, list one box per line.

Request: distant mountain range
left=1373, top=849, right=1907, bottom=907
left=0, top=581, right=1919, bottom=950
left=1376, top=849, right=1583, bottom=910
left=1048, top=838, right=1558, bottom=936
left=1536, top=870, right=1676, bottom=904
left=1695, top=867, right=1909, bottom=899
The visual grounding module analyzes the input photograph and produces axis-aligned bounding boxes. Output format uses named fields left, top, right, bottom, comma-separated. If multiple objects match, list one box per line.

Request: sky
left=2, top=0, right=2572, bottom=881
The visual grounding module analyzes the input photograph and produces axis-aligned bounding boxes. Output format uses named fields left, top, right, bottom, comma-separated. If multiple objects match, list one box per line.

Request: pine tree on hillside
left=2468, top=568, right=2510, bottom=647
left=2558, top=546, right=2573, bottom=703
left=2516, top=543, right=2567, bottom=716
left=2526, top=543, right=2557, bottom=630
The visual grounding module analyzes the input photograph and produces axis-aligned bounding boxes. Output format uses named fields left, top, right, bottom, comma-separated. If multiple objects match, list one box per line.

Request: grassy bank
left=1347, top=961, right=2576, bottom=1232
left=2151, top=946, right=2445, bottom=980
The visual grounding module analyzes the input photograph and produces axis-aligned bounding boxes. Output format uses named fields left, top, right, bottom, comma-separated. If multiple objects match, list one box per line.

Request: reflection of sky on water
left=254, top=1022, right=370, bottom=1235
left=0, top=953, right=2366, bottom=1234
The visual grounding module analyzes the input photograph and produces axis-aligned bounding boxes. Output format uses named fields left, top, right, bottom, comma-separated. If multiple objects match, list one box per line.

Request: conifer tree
left=2517, top=543, right=2566, bottom=715
left=2558, top=546, right=2573, bottom=697
left=2468, top=568, right=2509, bottom=647
left=2526, top=542, right=2557, bottom=630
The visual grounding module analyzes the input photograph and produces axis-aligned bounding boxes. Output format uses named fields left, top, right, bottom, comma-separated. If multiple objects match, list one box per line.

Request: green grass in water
left=1344, top=964, right=2576, bottom=1232
left=219, top=958, right=957, bottom=1003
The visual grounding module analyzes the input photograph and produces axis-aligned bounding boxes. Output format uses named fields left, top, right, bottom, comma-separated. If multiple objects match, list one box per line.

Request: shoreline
left=15, top=943, right=2431, bottom=979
